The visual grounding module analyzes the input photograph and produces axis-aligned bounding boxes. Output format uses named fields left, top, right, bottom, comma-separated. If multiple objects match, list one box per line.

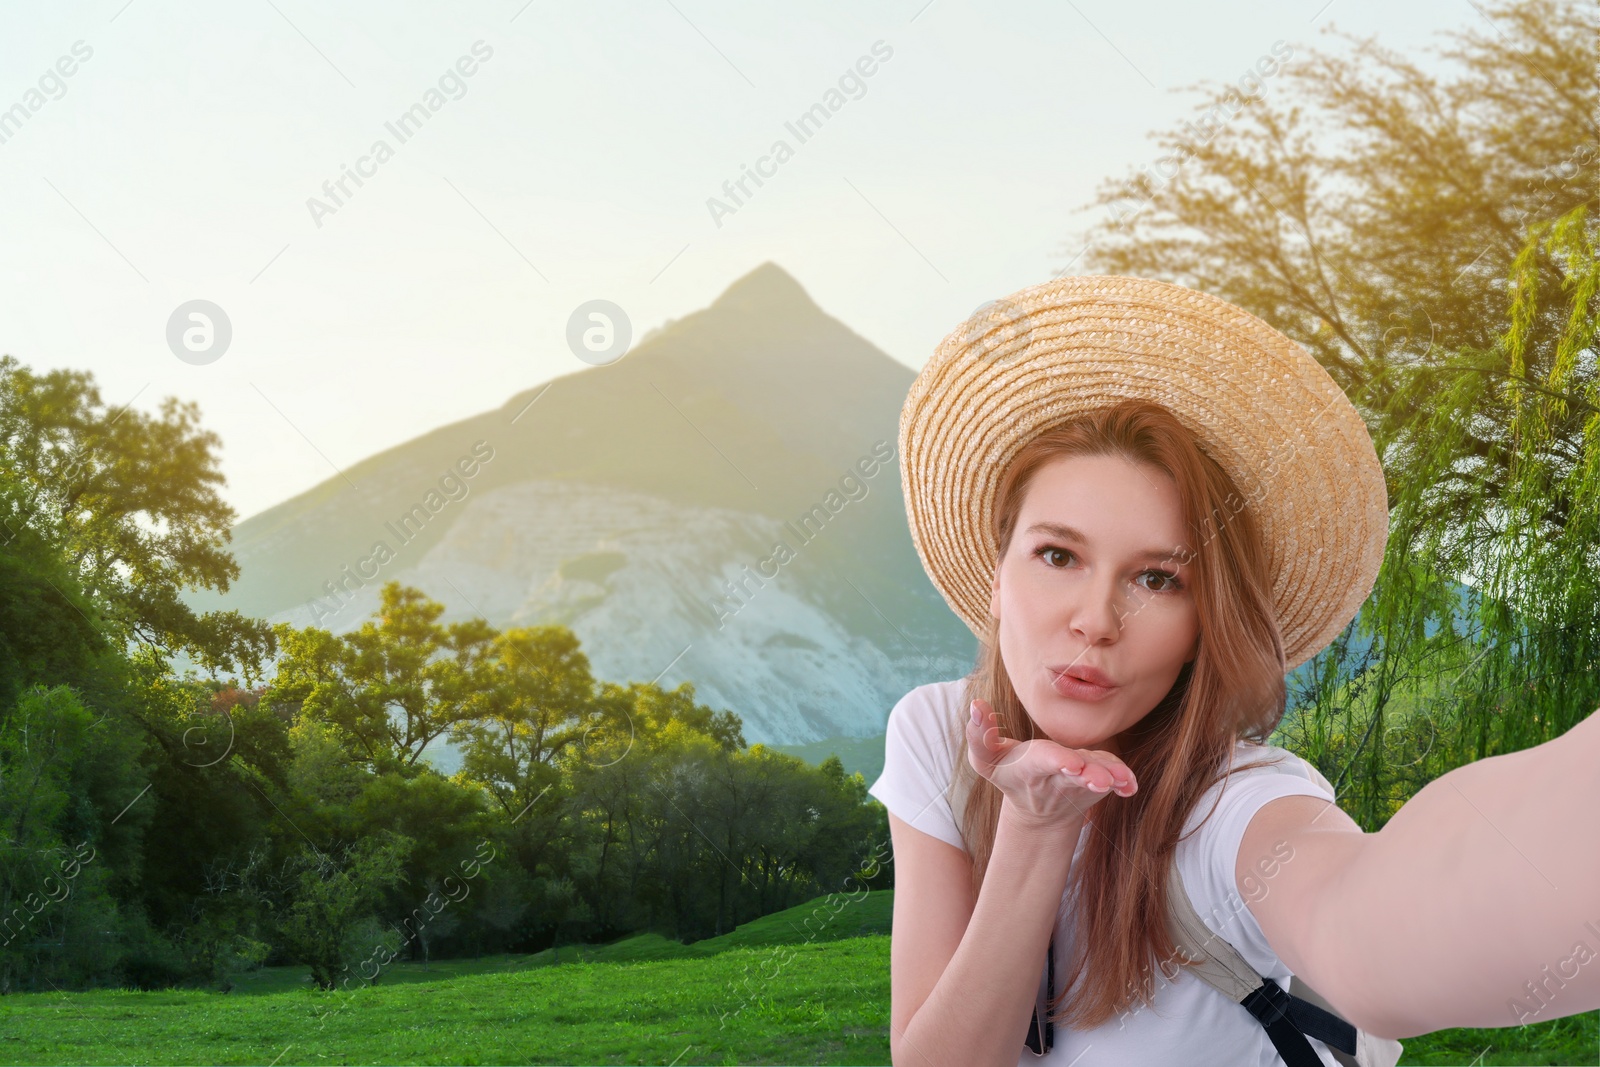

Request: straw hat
left=899, top=274, right=1389, bottom=674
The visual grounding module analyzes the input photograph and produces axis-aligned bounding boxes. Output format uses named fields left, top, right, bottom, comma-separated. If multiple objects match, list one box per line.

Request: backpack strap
left=1016, top=857, right=1395, bottom=1065
left=1163, top=852, right=1361, bottom=1067
left=1023, top=930, right=1055, bottom=1056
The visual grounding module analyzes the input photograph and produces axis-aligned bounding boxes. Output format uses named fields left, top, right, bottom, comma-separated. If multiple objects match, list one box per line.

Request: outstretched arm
left=1241, top=707, right=1600, bottom=1039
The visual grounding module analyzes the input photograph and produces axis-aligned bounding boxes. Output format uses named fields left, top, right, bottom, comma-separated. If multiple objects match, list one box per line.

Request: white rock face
left=264, top=479, right=968, bottom=751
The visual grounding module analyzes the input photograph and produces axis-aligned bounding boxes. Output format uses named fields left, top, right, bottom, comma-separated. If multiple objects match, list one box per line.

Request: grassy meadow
left=0, top=890, right=1593, bottom=1066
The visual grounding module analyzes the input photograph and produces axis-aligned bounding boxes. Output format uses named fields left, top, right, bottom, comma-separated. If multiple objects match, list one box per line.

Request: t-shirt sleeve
left=867, top=683, right=968, bottom=852
left=1177, top=750, right=1338, bottom=976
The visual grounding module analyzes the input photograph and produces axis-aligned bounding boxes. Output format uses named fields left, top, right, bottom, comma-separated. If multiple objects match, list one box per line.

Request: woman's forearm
left=1316, top=708, right=1600, bottom=1038
left=895, top=799, right=1082, bottom=1067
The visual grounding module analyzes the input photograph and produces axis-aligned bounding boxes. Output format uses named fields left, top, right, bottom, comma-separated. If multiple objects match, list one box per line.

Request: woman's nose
left=1067, top=578, right=1125, bottom=642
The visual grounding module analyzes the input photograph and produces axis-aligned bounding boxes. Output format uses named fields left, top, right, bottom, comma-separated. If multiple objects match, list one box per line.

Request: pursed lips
left=1047, top=663, right=1116, bottom=688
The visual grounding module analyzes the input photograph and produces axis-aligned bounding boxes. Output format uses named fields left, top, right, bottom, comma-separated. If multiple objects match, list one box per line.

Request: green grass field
left=0, top=891, right=1593, bottom=1065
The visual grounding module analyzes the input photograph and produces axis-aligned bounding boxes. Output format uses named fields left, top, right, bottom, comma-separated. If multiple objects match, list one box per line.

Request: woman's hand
left=966, top=696, right=1137, bottom=831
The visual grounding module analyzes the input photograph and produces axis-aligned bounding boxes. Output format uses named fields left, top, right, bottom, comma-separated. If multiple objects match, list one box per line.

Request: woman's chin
left=1030, top=702, right=1116, bottom=750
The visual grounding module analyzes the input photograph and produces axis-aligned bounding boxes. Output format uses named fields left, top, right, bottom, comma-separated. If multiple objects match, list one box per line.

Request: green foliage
left=172, top=900, right=271, bottom=992
left=1270, top=211, right=1600, bottom=828
left=207, top=685, right=291, bottom=789
left=285, top=717, right=366, bottom=810
left=274, top=831, right=413, bottom=991
left=0, top=686, right=100, bottom=853
left=113, top=907, right=189, bottom=991
left=347, top=771, right=494, bottom=904
left=467, top=862, right=538, bottom=951
left=338, top=915, right=402, bottom=983
left=266, top=582, right=498, bottom=773
left=449, top=623, right=596, bottom=826
left=0, top=355, right=273, bottom=678
left=0, top=534, right=106, bottom=709
left=563, top=693, right=883, bottom=943
left=259, top=584, right=869, bottom=960
left=1076, top=0, right=1594, bottom=436
left=0, top=340, right=888, bottom=1004
left=0, top=685, right=144, bottom=994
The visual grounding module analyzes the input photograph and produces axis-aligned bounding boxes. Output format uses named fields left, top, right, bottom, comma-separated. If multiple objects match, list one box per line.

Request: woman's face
left=988, top=452, right=1200, bottom=754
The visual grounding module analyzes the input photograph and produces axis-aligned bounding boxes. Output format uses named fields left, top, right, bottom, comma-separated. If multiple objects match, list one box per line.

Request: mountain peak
left=708, top=261, right=819, bottom=316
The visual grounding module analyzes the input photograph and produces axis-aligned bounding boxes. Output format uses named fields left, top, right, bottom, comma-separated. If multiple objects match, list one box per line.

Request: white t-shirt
left=867, top=675, right=1346, bottom=1067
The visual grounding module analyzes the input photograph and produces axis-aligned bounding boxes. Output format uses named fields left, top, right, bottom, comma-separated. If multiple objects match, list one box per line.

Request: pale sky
left=0, top=0, right=1479, bottom=521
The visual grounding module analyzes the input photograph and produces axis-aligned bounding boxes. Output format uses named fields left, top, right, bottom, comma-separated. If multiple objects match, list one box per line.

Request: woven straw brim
left=898, top=274, right=1389, bottom=674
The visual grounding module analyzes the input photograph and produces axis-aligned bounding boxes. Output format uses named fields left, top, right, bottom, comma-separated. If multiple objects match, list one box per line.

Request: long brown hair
left=948, top=398, right=1293, bottom=1030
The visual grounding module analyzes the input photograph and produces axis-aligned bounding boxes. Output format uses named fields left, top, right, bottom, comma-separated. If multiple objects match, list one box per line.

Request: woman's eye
left=1033, top=544, right=1183, bottom=593
left=1139, top=570, right=1182, bottom=593
left=1033, top=545, right=1073, bottom=568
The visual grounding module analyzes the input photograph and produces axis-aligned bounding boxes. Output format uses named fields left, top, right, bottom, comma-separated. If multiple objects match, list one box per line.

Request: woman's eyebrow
left=1023, top=521, right=1187, bottom=563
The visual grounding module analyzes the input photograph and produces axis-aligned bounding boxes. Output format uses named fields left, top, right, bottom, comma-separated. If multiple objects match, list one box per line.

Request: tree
left=452, top=625, right=595, bottom=825
left=0, top=685, right=142, bottom=993
left=1269, top=206, right=1599, bottom=828
left=274, top=830, right=412, bottom=991
left=470, top=862, right=537, bottom=952
left=0, top=355, right=272, bottom=678
left=348, top=770, right=493, bottom=905
left=267, top=583, right=497, bottom=773
left=1072, top=0, right=1596, bottom=514
left=562, top=685, right=662, bottom=938
left=0, top=529, right=106, bottom=709
left=285, top=717, right=368, bottom=816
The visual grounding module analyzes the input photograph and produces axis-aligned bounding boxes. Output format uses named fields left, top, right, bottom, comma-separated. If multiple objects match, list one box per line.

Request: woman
left=867, top=276, right=1600, bottom=1067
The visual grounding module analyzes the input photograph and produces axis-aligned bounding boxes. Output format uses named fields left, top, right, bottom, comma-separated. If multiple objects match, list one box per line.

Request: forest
left=0, top=372, right=886, bottom=993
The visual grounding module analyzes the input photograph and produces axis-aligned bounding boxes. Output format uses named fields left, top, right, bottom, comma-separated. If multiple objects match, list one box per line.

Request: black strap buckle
left=1023, top=934, right=1056, bottom=1055
left=1241, top=976, right=1358, bottom=1066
